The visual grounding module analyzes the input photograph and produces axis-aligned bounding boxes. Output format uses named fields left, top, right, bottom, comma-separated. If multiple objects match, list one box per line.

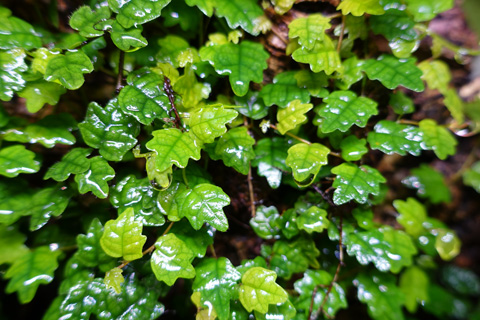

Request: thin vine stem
left=269, top=124, right=312, bottom=145
left=115, top=51, right=125, bottom=94
left=336, top=15, right=346, bottom=53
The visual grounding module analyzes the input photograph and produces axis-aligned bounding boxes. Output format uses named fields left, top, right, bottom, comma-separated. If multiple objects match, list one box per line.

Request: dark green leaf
left=213, top=0, right=267, bottom=35
left=69, top=5, right=111, bottom=38
left=74, top=218, right=114, bottom=268
left=261, top=71, right=310, bottom=107
left=463, top=161, right=480, bottom=193
left=214, top=126, right=256, bottom=175
left=336, top=56, right=364, bottom=90
left=110, top=21, right=147, bottom=51
left=402, top=164, right=451, bottom=204
left=296, top=206, right=329, bottom=234
left=45, top=51, right=93, bottom=90
left=29, top=184, right=72, bottom=231
left=0, top=49, right=27, bottom=101
left=441, top=265, right=480, bottom=296
left=370, top=9, right=417, bottom=41
left=234, top=91, right=269, bottom=119
left=44, top=148, right=91, bottom=181
left=389, top=91, right=415, bottom=115
left=294, top=69, right=329, bottom=97
left=250, top=205, right=281, bottom=239
left=75, top=156, right=115, bottom=199
left=270, top=239, right=311, bottom=279
left=0, top=178, right=33, bottom=225
left=0, top=145, right=40, bottom=177
left=367, top=120, right=422, bottom=156
left=169, top=220, right=213, bottom=258
left=108, top=0, right=171, bottom=28
left=252, top=137, right=289, bottom=189
left=340, top=135, right=368, bottom=161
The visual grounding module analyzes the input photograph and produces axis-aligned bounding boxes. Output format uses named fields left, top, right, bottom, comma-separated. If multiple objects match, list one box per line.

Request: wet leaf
left=17, top=80, right=66, bottom=113
left=44, top=148, right=91, bottom=181
left=254, top=300, right=296, bottom=320
left=169, top=220, right=213, bottom=258
left=200, top=41, right=269, bottom=96
left=331, top=163, right=386, bottom=205
left=435, top=228, right=460, bottom=261
left=340, top=135, right=368, bottom=161
left=362, top=54, right=424, bottom=91
left=381, top=227, right=417, bottom=273
left=193, top=257, right=241, bottom=320
left=370, top=9, right=417, bottom=41
left=151, top=233, right=196, bottom=286
left=0, top=49, right=27, bottom=101
left=288, top=14, right=331, bottom=50
left=173, top=64, right=210, bottom=108
left=405, top=0, right=454, bottom=22
left=213, top=0, right=266, bottom=36
left=250, top=206, right=281, bottom=239
left=110, top=21, right=147, bottom=51
left=269, top=239, right=312, bottom=278
left=463, top=161, right=480, bottom=193
left=146, top=128, right=202, bottom=172
left=0, top=225, right=29, bottom=265
left=418, top=59, right=451, bottom=92
left=104, top=267, right=124, bottom=294
left=157, top=35, right=198, bottom=68
left=252, top=137, right=289, bottom=189
left=69, top=5, right=110, bottom=38
left=185, top=0, right=214, bottom=17
left=344, top=229, right=391, bottom=271
left=239, top=267, right=288, bottom=313
left=296, top=206, right=329, bottom=234
left=79, top=100, right=140, bottom=161
left=336, top=56, right=364, bottom=90
left=234, top=91, right=269, bottom=119
left=176, top=183, right=230, bottom=231
left=337, top=0, right=385, bottom=16
left=402, top=164, right=451, bottom=204
left=419, top=119, right=456, bottom=160
left=276, top=100, right=313, bottom=134
left=74, top=218, right=114, bottom=268
left=367, top=120, right=422, bottom=156
left=0, top=10, right=41, bottom=49
left=272, top=0, right=296, bottom=15
left=393, top=198, right=427, bottom=237
left=100, top=207, right=147, bottom=261
left=261, top=71, right=310, bottom=107
left=400, top=266, right=429, bottom=313
left=441, top=265, right=480, bottom=296
left=286, top=143, right=330, bottom=185
left=0, top=179, right=33, bottom=225
left=29, top=184, right=72, bottom=231
left=45, top=50, right=93, bottom=90
left=108, top=0, right=171, bottom=28
left=74, top=156, right=115, bottom=199
left=189, top=105, right=238, bottom=143
left=0, top=145, right=40, bottom=177
left=318, top=90, right=378, bottom=133
left=214, top=126, right=256, bottom=175
left=292, top=37, right=343, bottom=75
left=294, top=69, right=329, bottom=97
left=117, top=70, right=170, bottom=125
left=5, top=247, right=61, bottom=303
left=389, top=91, right=415, bottom=115
left=354, top=272, right=405, bottom=320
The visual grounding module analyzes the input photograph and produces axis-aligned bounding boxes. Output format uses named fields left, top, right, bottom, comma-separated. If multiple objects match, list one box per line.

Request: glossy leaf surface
left=340, top=135, right=368, bottom=161
left=289, top=14, right=331, bottom=50
left=0, top=145, right=40, bottom=177
left=250, top=206, right=281, bottom=239
left=296, top=206, right=329, bottom=234
left=252, top=137, right=289, bottom=189
left=100, top=207, right=147, bottom=261
left=110, top=21, right=147, bottom=51
left=0, top=10, right=41, bottom=49
left=337, top=0, right=385, bottom=16
left=402, top=164, right=451, bottom=204
left=108, top=0, right=171, bottom=28
left=261, top=71, right=310, bottom=107
left=367, top=120, right=422, bottom=155
left=200, top=41, right=268, bottom=96
left=18, top=80, right=66, bottom=113
left=75, top=218, right=114, bottom=268
left=319, top=90, right=378, bottom=133
left=69, top=5, right=110, bottom=38
left=362, top=55, right=424, bottom=91
left=0, top=49, right=27, bottom=101
left=214, top=126, right=256, bottom=175
left=29, top=184, right=72, bottom=231
left=286, top=143, right=330, bottom=184
left=151, top=233, right=196, bottom=286
left=389, top=91, right=415, bottom=114
left=44, top=148, right=91, bottom=181
left=189, top=105, right=238, bottom=143
left=277, top=100, right=313, bottom=134
left=393, top=198, right=427, bottom=237
left=104, top=267, right=124, bottom=294
left=213, top=0, right=266, bottom=36
left=193, top=257, right=241, bottom=320
left=370, top=9, right=417, bottom=41
left=74, top=156, right=115, bottom=199
left=239, top=267, right=288, bottom=313
left=44, top=51, right=93, bottom=90
left=331, top=163, right=386, bottom=205
left=176, top=183, right=230, bottom=231
left=419, top=119, right=456, bottom=159
left=292, top=37, right=342, bottom=75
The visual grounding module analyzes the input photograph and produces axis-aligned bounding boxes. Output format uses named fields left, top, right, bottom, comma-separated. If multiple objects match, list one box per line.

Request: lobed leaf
left=45, top=51, right=93, bottom=90
left=277, top=100, right=313, bottom=134
left=252, top=137, right=289, bottom=189
left=214, top=126, right=256, bottom=175
left=189, top=105, right=238, bottom=143
left=29, top=184, right=72, bottom=231
left=340, top=135, right=368, bottom=161
left=69, top=5, right=110, bottom=38
left=261, top=71, right=310, bottom=107
left=288, top=14, right=331, bottom=50
left=0, top=225, right=29, bottom=265
left=402, top=164, right=452, bottom=204
left=296, top=206, right=329, bottom=234
left=0, top=49, right=27, bottom=101
left=75, top=218, right=114, bottom=268
left=0, top=10, right=41, bottom=50
left=400, top=266, right=429, bottom=313
left=419, top=119, right=456, bottom=159
left=337, top=0, right=385, bottom=16
left=75, top=156, right=115, bottom=199
left=367, top=120, right=422, bottom=156
left=250, top=206, right=281, bottom=239
left=292, top=37, right=342, bottom=75
left=404, top=0, right=454, bottom=22
left=393, top=198, right=427, bottom=237
left=108, top=0, right=171, bottom=29
left=17, top=80, right=66, bottom=113
left=0, top=145, right=40, bottom=177
left=286, top=143, right=330, bottom=185
left=213, top=0, right=267, bottom=36
left=104, top=267, right=124, bottom=294
left=370, top=8, right=417, bottom=41
left=44, top=148, right=91, bottom=181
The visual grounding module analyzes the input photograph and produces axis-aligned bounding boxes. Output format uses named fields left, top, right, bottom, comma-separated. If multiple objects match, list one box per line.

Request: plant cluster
left=1, top=0, right=480, bottom=319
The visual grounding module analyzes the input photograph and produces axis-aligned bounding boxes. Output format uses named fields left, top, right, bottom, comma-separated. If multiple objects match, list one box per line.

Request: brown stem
left=308, top=286, right=319, bottom=320
left=269, top=124, right=312, bottom=145
left=115, top=51, right=125, bottom=94
left=398, top=119, right=419, bottom=126
left=336, top=15, right=346, bottom=53
left=163, top=76, right=182, bottom=130
left=209, top=244, right=217, bottom=258
left=248, top=166, right=256, bottom=217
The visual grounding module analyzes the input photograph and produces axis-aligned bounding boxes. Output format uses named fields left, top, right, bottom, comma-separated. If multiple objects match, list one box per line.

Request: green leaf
left=435, top=228, right=461, bottom=261
left=0, top=225, right=29, bottom=265
left=402, top=164, right=451, bottom=204
left=294, top=270, right=347, bottom=318
left=100, top=207, right=147, bottom=261
left=400, top=266, right=429, bottom=313
left=336, top=56, right=364, bottom=90
left=294, top=69, right=329, bottom=97
left=189, top=105, right=238, bottom=143
left=239, top=267, right=288, bottom=313
left=234, top=91, right=269, bottom=120
left=352, top=208, right=375, bottom=230
left=193, top=257, right=241, bottom=320
left=288, top=14, right=331, bottom=50
left=340, top=135, right=368, bottom=161
left=276, top=100, right=313, bottom=134
left=74, top=218, right=114, bottom=268
left=117, top=70, right=170, bottom=125
left=176, top=183, right=230, bottom=231
left=367, top=120, right=422, bottom=156
left=5, top=247, right=61, bottom=303
left=250, top=205, right=281, bottom=239
left=75, top=156, right=115, bottom=199
left=200, top=41, right=269, bottom=96
left=389, top=91, right=415, bottom=115
left=443, top=88, right=464, bottom=123
left=213, top=0, right=267, bottom=36
left=104, top=267, right=124, bottom=294
left=269, top=240, right=311, bottom=278
left=252, top=137, right=289, bottom=189
left=169, top=220, right=213, bottom=258
left=157, top=35, right=197, bottom=68
left=0, top=11, right=42, bottom=49
left=261, top=71, right=310, bottom=108
left=44, top=148, right=91, bottom=181
left=393, top=198, right=427, bottom=237
left=79, top=100, right=140, bottom=161
left=286, top=143, right=330, bottom=185
left=463, top=161, right=480, bottom=193
left=110, top=21, right=148, bottom=51
left=214, top=126, right=256, bottom=175
left=370, top=9, right=417, bottom=41
left=0, top=145, right=40, bottom=177
left=0, top=49, right=27, bottom=101
left=292, top=37, right=343, bottom=75
left=441, top=265, right=480, bottom=296
left=337, top=0, right=385, bottom=16
left=146, top=128, right=201, bottom=172
left=255, top=300, right=296, bottom=320
left=344, top=229, right=391, bottom=271
left=173, top=64, right=210, bottom=108
left=29, top=184, right=72, bottom=231
left=419, top=119, right=457, bottom=159
left=354, top=272, right=405, bottom=320
left=318, top=90, right=378, bottom=133
left=0, top=179, right=33, bottom=225
left=108, top=0, right=171, bottom=29
left=69, top=5, right=111, bottom=38
left=45, top=50, right=93, bottom=90
left=362, top=54, right=424, bottom=91
left=151, top=233, right=196, bottom=286
left=418, top=59, right=451, bottom=92
left=331, top=163, right=386, bottom=205
left=296, top=206, right=329, bottom=234
left=405, top=0, right=454, bottom=22
left=381, top=227, right=417, bottom=273
left=17, top=80, right=66, bottom=113
left=186, top=0, right=214, bottom=16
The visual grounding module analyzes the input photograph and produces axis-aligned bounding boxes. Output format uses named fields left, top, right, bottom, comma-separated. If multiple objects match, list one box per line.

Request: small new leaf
left=104, top=267, right=124, bottom=294
left=189, top=105, right=238, bottom=143
left=289, top=14, right=331, bottom=50
left=44, top=148, right=91, bottom=181
left=45, top=51, right=93, bottom=90
left=419, top=119, right=456, bottom=159
left=214, top=126, right=256, bottom=175
left=337, top=0, right=385, bottom=16
left=286, top=143, right=330, bottom=185
left=292, top=37, right=342, bottom=75
left=277, top=100, right=313, bottom=134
